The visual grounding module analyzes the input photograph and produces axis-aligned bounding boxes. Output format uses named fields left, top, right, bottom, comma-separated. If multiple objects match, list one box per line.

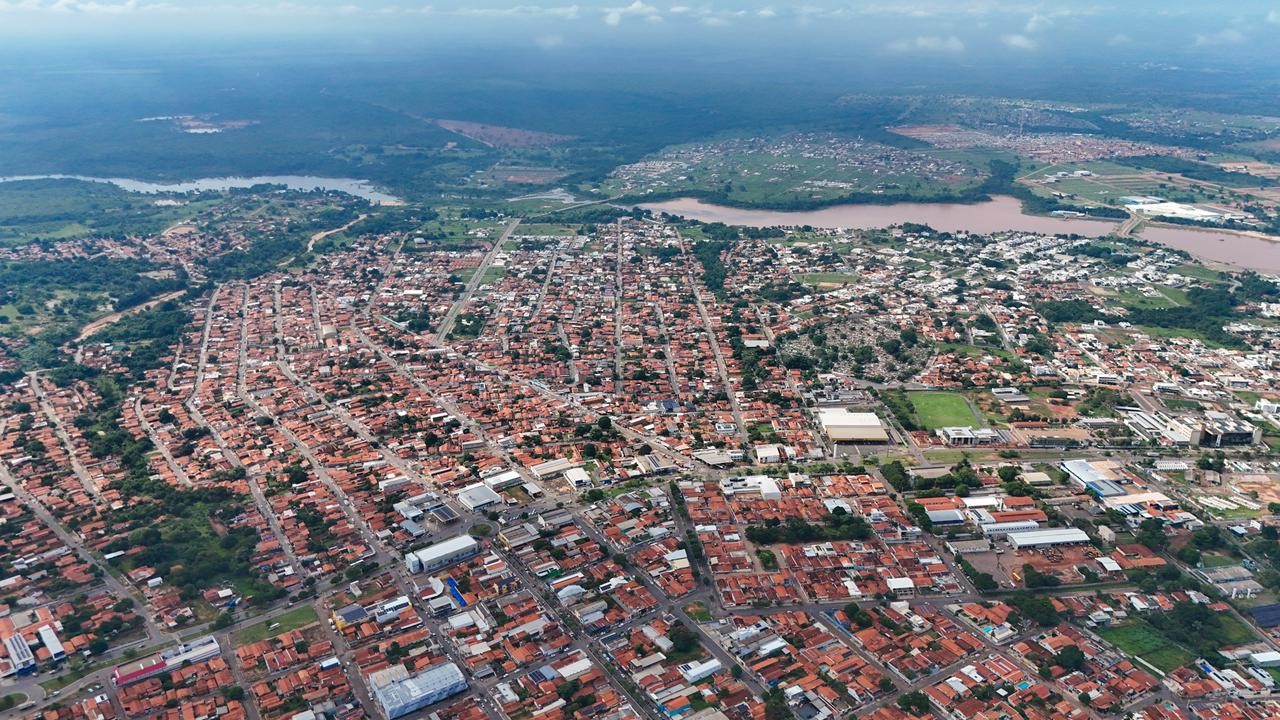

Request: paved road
left=0, top=448, right=170, bottom=648
left=186, top=285, right=306, bottom=578
left=435, top=219, right=520, bottom=341
left=28, top=372, right=103, bottom=502
left=682, top=246, right=750, bottom=445
left=132, top=395, right=194, bottom=487
left=570, top=520, right=768, bottom=697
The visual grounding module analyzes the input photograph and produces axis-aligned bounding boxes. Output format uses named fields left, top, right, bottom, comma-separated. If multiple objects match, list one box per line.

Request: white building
left=456, top=483, right=503, bottom=511
left=404, top=535, right=480, bottom=574
left=1006, top=528, right=1091, bottom=549
left=816, top=408, right=890, bottom=443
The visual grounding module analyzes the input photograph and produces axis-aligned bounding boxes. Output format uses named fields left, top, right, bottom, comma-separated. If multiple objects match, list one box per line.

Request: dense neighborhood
left=2, top=205, right=1280, bottom=720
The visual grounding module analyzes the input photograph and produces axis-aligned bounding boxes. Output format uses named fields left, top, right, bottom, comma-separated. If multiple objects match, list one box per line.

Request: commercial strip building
left=404, top=535, right=480, bottom=574
left=111, top=635, right=220, bottom=687
left=370, top=662, right=468, bottom=719
left=935, top=426, right=1002, bottom=446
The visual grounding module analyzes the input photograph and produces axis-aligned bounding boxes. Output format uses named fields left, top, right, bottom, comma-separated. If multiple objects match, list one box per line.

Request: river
left=0, top=174, right=400, bottom=204
left=643, top=195, right=1280, bottom=273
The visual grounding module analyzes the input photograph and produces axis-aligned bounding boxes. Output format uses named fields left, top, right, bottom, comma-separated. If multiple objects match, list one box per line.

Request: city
left=3, top=2, right=1280, bottom=720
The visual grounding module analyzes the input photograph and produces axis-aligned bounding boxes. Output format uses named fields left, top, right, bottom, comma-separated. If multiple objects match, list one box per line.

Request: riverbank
left=641, top=196, right=1280, bottom=273
left=0, top=174, right=401, bottom=204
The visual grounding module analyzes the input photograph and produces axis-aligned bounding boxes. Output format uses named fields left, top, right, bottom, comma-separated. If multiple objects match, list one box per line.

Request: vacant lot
left=908, top=391, right=977, bottom=430
left=233, top=605, right=319, bottom=645
left=798, top=272, right=859, bottom=287
left=1097, top=622, right=1193, bottom=673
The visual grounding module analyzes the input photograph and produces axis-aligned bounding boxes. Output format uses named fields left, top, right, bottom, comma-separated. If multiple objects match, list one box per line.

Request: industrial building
left=1006, top=528, right=1091, bottom=549
left=483, top=468, right=524, bottom=490
left=37, top=626, right=64, bottom=663
left=404, top=535, right=480, bottom=574
left=2, top=634, right=36, bottom=677
left=981, top=520, right=1043, bottom=539
left=1194, top=412, right=1262, bottom=447
left=456, top=482, right=503, bottom=511
left=925, top=509, right=967, bottom=527
left=371, top=662, right=468, bottom=719
left=815, top=408, right=890, bottom=443
left=678, top=659, right=723, bottom=684
left=1061, top=459, right=1128, bottom=497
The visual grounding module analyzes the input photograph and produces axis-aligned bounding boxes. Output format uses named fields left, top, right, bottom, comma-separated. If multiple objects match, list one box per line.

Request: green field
left=1198, top=552, right=1239, bottom=568
left=233, top=605, right=319, bottom=645
left=1133, top=324, right=1230, bottom=349
left=798, top=272, right=859, bottom=287
left=601, top=135, right=1003, bottom=209
left=935, top=342, right=1013, bottom=361
left=1216, top=613, right=1257, bottom=645
left=511, top=223, right=582, bottom=236
left=1097, top=622, right=1194, bottom=673
left=908, top=391, right=978, bottom=430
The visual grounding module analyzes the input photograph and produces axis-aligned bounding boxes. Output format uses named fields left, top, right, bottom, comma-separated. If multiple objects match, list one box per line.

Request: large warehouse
left=456, top=482, right=503, bottom=511
left=404, top=535, right=480, bottom=574
left=371, top=662, right=468, bottom=719
left=1006, top=528, right=1091, bottom=549
left=816, top=408, right=890, bottom=443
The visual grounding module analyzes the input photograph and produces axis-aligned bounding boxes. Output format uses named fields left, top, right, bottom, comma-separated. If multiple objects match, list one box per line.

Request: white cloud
left=700, top=15, right=727, bottom=26
left=456, top=5, right=579, bottom=19
left=756, top=7, right=775, bottom=18
left=1001, top=33, right=1037, bottom=50
left=667, top=4, right=689, bottom=13
left=1194, top=28, right=1245, bottom=46
left=1106, top=33, right=1131, bottom=46
left=1267, top=10, right=1280, bottom=24
left=1024, top=13, right=1050, bottom=33
left=602, top=0, right=657, bottom=26
left=887, top=35, right=964, bottom=53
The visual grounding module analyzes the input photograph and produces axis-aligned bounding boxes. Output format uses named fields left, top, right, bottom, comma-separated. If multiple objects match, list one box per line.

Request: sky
left=1, top=0, right=1279, bottom=64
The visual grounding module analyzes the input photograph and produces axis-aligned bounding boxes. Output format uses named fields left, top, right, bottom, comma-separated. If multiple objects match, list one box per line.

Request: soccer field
left=1097, top=622, right=1194, bottom=673
left=908, top=391, right=978, bottom=430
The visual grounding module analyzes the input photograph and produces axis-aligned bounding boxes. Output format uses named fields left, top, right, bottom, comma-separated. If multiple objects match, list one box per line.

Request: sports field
left=907, top=391, right=978, bottom=430
left=1097, top=622, right=1193, bottom=673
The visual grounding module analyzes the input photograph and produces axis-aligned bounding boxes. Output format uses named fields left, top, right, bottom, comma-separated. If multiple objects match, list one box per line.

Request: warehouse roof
left=816, top=408, right=890, bottom=442
left=1007, top=528, right=1090, bottom=548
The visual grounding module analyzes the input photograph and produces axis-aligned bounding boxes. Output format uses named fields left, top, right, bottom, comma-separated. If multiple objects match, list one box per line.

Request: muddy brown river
left=643, top=195, right=1280, bottom=272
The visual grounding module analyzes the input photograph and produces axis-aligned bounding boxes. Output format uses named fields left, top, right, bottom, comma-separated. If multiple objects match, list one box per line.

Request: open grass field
left=602, top=134, right=1000, bottom=208
left=686, top=602, right=713, bottom=622
left=935, top=342, right=1014, bottom=361
left=511, top=223, right=582, bottom=236
left=1217, top=613, right=1258, bottom=645
left=908, top=391, right=978, bottom=430
left=1134, top=324, right=1230, bottom=349
left=1097, top=622, right=1193, bottom=673
left=1198, top=552, right=1241, bottom=568
left=233, top=605, right=318, bottom=645
left=798, top=272, right=859, bottom=287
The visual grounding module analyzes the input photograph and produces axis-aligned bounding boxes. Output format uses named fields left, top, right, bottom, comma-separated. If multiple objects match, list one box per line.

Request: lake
left=0, top=174, right=400, bottom=204
left=642, top=195, right=1280, bottom=273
